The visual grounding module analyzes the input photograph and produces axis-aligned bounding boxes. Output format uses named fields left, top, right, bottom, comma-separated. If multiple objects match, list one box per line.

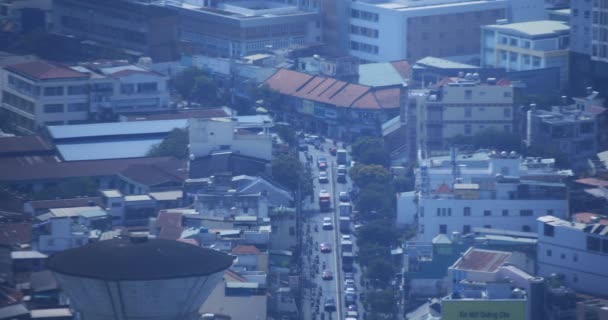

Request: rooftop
left=358, top=60, right=410, bottom=87
left=415, top=56, right=478, bottom=70
left=26, top=197, right=103, bottom=210
left=484, top=20, right=569, bottom=37
left=6, top=60, right=89, bottom=80
left=56, top=137, right=164, bottom=161
left=0, top=135, right=54, bottom=155
left=124, top=108, right=229, bottom=121
left=452, top=248, right=511, bottom=272
left=49, top=206, right=106, bottom=219
left=264, top=68, right=401, bottom=110
left=47, top=237, right=234, bottom=280
left=48, top=119, right=187, bottom=140
left=232, top=245, right=261, bottom=255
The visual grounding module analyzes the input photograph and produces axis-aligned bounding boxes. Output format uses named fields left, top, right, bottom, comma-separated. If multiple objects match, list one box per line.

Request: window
left=522, top=41, right=531, bottom=49
left=504, top=92, right=512, bottom=98
left=137, top=82, right=157, bottom=93
left=509, top=38, right=518, bottom=46
left=44, top=86, right=64, bottom=96
left=509, top=52, right=518, bottom=62
left=437, top=208, right=441, bottom=216
left=504, top=108, right=511, bottom=118
left=484, top=210, right=491, bottom=216
left=439, top=224, right=447, bottom=234
left=520, top=209, right=533, bottom=216
left=43, top=104, right=63, bottom=113
left=465, top=107, right=472, bottom=117
left=448, top=208, right=452, bottom=216
left=68, top=85, right=88, bottom=95
left=587, top=236, right=601, bottom=251
left=464, top=207, right=471, bottom=216
left=522, top=225, right=531, bottom=232
left=544, top=223, right=555, bottom=237
left=502, top=209, right=509, bottom=216
left=121, top=84, right=135, bottom=94
left=523, top=54, right=531, bottom=65
left=500, top=51, right=507, bottom=61
left=464, top=124, right=472, bottom=135
left=465, top=90, right=472, bottom=100
left=463, top=225, right=471, bottom=234
left=546, top=249, right=552, bottom=257
left=67, top=102, right=87, bottom=112
left=500, top=36, right=508, bottom=44
left=532, top=57, right=541, bottom=67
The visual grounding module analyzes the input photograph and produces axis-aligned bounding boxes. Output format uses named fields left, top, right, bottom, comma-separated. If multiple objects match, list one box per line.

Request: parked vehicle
left=322, top=269, right=333, bottom=280
left=339, top=191, right=350, bottom=202
left=319, top=190, right=331, bottom=212
left=323, top=298, right=336, bottom=312
left=322, top=216, right=333, bottom=230
left=319, top=171, right=329, bottom=184
left=337, top=149, right=348, bottom=165
left=320, top=242, right=332, bottom=253
left=329, top=147, right=337, bottom=156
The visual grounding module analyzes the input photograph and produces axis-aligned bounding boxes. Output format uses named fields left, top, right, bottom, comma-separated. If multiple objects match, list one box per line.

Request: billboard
left=442, top=300, right=526, bottom=320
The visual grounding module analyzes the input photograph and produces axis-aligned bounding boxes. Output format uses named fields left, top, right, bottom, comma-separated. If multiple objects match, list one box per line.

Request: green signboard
left=442, top=300, right=526, bottom=320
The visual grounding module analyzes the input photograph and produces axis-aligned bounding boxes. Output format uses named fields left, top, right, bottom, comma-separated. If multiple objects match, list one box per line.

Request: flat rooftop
left=484, top=20, right=569, bottom=37
left=452, top=248, right=511, bottom=272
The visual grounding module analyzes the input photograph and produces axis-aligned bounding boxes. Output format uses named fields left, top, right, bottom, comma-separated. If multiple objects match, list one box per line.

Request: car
left=324, top=298, right=336, bottom=312
left=337, top=173, right=347, bottom=183
left=339, top=192, right=349, bottom=202
left=345, top=310, right=359, bottom=319
left=344, top=292, right=357, bottom=306
left=323, top=216, right=332, bottom=223
left=345, top=287, right=356, bottom=294
left=329, top=147, right=337, bottom=156
left=317, top=156, right=327, bottom=166
left=341, top=234, right=352, bottom=241
left=320, top=242, right=332, bottom=253
left=348, top=304, right=358, bottom=312
left=344, top=279, right=355, bottom=287
left=322, top=216, right=333, bottom=230
left=298, top=144, right=309, bottom=151
left=322, top=269, right=333, bottom=280
left=318, top=171, right=329, bottom=183
left=344, top=272, right=354, bottom=280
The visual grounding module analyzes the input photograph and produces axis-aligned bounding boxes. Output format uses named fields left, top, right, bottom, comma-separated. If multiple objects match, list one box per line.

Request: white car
left=323, top=217, right=332, bottom=223
left=339, top=191, right=349, bottom=202
left=345, top=287, right=356, bottom=294
left=319, top=171, right=329, bottom=183
left=341, top=235, right=352, bottom=241
left=344, top=279, right=355, bottom=287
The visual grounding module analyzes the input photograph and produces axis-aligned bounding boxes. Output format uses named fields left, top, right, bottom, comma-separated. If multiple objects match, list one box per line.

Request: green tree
left=351, top=137, right=390, bottom=166
left=366, top=290, right=398, bottom=314
left=254, top=85, right=283, bottom=109
left=357, top=220, right=399, bottom=247
left=147, top=128, right=189, bottom=159
left=191, top=75, right=218, bottom=104
left=393, top=175, right=415, bottom=192
left=365, top=259, right=397, bottom=287
left=357, top=242, right=389, bottom=267
left=356, top=184, right=394, bottom=219
left=172, top=67, right=210, bottom=102
left=271, top=153, right=305, bottom=193
left=274, top=123, right=297, bottom=147
left=349, top=164, right=391, bottom=189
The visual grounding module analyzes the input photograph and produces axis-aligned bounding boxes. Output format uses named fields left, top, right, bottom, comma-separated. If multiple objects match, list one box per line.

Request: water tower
left=47, top=235, right=234, bottom=320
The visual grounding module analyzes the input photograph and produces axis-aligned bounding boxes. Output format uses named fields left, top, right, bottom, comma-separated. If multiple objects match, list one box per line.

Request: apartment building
left=397, top=149, right=570, bottom=240
left=525, top=103, right=600, bottom=167
left=537, top=215, right=608, bottom=297
left=481, top=20, right=570, bottom=88
left=1, top=60, right=170, bottom=132
left=347, top=0, right=545, bottom=63
left=1, top=60, right=91, bottom=133
left=165, top=0, right=321, bottom=58
left=52, top=0, right=179, bottom=62
left=570, top=0, right=608, bottom=94
left=413, top=74, right=515, bottom=155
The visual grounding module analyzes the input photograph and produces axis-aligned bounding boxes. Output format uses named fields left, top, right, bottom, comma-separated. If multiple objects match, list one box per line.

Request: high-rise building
left=347, top=0, right=546, bottom=63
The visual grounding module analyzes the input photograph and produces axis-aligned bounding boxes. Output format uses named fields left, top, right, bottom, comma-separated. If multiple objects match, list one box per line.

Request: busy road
left=299, top=136, right=365, bottom=320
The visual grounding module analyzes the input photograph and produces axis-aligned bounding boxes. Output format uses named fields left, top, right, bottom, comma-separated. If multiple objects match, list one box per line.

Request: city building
left=525, top=102, right=601, bottom=168
left=569, top=0, right=608, bottom=95
left=537, top=215, right=608, bottom=297
left=52, top=0, right=179, bottom=62
left=264, top=68, right=405, bottom=139
left=443, top=248, right=546, bottom=320
left=481, top=20, right=570, bottom=88
left=412, top=74, right=515, bottom=155
left=165, top=0, right=321, bottom=58
left=36, top=217, right=91, bottom=253
left=47, top=236, right=234, bottom=320
left=1, top=59, right=171, bottom=133
left=577, top=299, right=608, bottom=320
left=347, top=0, right=545, bottom=63
left=397, top=149, right=570, bottom=240
left=2, top=60, right=92, bottom=133
left=0, top=0, right=51, bottom=34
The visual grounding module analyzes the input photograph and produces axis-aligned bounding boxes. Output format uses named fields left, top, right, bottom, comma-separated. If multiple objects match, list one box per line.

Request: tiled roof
left=390, top=60, right=411, bottom=79
left=232, top=244, right=260, bottom=255
left=264, top=69, right=400, bottom=110
left=27, top=197, right=102, bottom=210
left=453, top=248, right=510, bottom=272
left=434, top=183, right=452, bottom=194
left=120, top=160, right=187, bottom=187
left=6, top=60, right=89, bottom=80
left=575, top=178, right=608, bottom=188
left=0, top=156, right=179, bottom=182
left=0, top=136, right=54, bottom=155
left=574, top=212, right=608, bottom=225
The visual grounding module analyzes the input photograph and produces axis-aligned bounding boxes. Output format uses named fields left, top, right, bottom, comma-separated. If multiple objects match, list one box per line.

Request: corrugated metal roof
left=56, top=138, right=163, bottom=161
left=359, top=62, right=406, bottom=87
left=48, top=119, right=187, bottom=140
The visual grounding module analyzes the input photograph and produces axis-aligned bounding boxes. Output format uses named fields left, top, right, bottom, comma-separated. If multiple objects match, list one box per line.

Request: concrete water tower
left=47, top=235, right=234, bottom=320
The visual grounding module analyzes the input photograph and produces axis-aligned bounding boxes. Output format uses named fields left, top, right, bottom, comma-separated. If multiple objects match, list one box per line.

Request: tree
left=365, top=260, right=397, bottom=287
left=349, top=165, right=391, bottom=189
left=172, top=67, right=211, bottom=103
left=356, top=184, right=394, bottom=219
left=357, top=220, right=399, bottom=247
left=274, top=123, right=297, bottom=147
left=253, top=85, right=283, bottom=109
left=393, top=175, right=415, bottom=192
left=351, top=137, right=390, bottom=166
left=191, top=75, right=218, bottom=104
left=366, top=290, right=398, bottom=314
left=271, top=153, right=305, bottom=193
left=147, top=128, right=189, bottom=159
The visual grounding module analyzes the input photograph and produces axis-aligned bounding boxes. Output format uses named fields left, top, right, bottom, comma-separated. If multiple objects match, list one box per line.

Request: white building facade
left=537, top=215, right=608, bottom=297
left=348, top=0, right=545, bottom=63
left=397, top=150, right=570, bottom=240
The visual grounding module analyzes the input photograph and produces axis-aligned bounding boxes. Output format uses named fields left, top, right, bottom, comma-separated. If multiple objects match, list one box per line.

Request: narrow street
left=299, top=138, right=365, bottom=320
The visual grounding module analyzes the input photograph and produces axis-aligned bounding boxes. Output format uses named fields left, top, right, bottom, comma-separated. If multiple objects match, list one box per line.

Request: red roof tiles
left=574, top=212, right=608, bottom=225
left=231, top=245, right=260, bottom=255
left=264, top=69, right=400, bottom=110
left=0, top=136, right=54, bottom=155
left=6, top=61, right=89, bottom=80
left=390, top=61, right=411, bottom=79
